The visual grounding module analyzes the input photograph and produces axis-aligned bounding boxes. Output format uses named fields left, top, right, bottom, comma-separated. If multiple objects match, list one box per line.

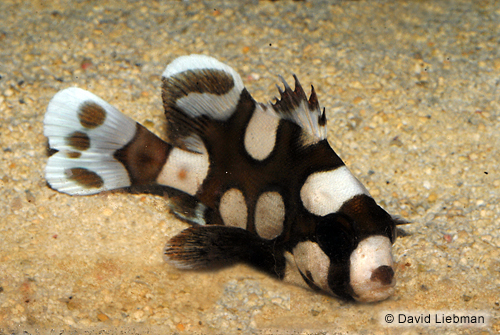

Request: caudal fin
left=44, top=87, right=171, bottom=195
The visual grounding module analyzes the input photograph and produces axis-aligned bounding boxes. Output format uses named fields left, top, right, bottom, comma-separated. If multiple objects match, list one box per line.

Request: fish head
left=293, top=195, right=397, bottom=302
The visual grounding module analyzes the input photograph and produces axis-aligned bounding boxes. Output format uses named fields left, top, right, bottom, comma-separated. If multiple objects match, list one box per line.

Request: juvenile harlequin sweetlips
left=44, top=54, right=404, bottom=302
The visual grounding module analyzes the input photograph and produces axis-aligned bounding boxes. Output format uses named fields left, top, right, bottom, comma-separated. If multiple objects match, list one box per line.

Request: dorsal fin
left=270, top=75, right=327, bottom=142
left=161, top=54, right=245, bottom=152
left=161, top=55, right=327, bottom=151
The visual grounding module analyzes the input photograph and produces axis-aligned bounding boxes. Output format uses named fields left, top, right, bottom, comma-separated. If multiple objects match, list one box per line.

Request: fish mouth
left=349, top=235, right=395, bottom=303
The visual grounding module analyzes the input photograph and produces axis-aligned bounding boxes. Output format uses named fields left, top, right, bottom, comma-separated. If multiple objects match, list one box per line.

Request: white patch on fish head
left=300, top=166, right=370, bottom=216
left=349, top=235, right=395, bottom=302
left=292, top=241, right=332, bottom=294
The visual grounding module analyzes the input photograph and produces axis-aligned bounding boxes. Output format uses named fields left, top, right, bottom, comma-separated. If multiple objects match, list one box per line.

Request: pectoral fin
left=164, top=225, right=285, bottom=278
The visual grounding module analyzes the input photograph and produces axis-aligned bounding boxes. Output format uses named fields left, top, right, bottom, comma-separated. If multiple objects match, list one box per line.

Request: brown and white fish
left=44, top=54, right=404, bottom=302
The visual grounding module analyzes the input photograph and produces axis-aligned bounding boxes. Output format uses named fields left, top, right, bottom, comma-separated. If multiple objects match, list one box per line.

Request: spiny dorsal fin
left=270, top=75, right=327, bottom=142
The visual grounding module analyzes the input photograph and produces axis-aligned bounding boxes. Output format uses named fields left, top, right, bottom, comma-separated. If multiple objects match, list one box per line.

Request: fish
left=44, top=54, right=404, bottom=302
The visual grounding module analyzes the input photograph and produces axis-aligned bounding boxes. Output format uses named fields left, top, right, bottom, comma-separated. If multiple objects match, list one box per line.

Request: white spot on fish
left=219, top=188, right=247, bottom=229
left=156, top=147, right=210, bottom=196
left=254, top=191, right=285, bottom=239
left=300, top=166, right=369, bottom=216
left=244, top=105, right=280, bottom=160
left=293, top=241, right=332, bottom=294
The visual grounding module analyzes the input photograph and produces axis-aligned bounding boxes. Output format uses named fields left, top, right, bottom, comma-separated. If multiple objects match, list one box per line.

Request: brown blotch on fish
left=370, top=265, right=394, bottom=286
left=78, top=101, right=106, bottom=129
left=162, top=69, right=234, bottom=109
left=66, top=151, right=82, bottom=159
left=114, top=123, right=171, bottom=185
left=178, top=169, right=188, bottom=180
left=65, top=168, right=104, bottom=189
left=67, top=131, right=90, bottom=151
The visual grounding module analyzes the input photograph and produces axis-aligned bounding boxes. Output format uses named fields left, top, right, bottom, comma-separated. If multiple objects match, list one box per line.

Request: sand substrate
left=0, top=1, right=499, bottom=334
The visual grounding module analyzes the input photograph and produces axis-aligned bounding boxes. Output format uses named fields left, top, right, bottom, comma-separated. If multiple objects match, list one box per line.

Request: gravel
left=0, top=0, right=499, bottom=334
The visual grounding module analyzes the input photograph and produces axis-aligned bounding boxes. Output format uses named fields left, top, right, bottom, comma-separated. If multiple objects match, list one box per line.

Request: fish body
left=44, top=55, right=399, bottom=302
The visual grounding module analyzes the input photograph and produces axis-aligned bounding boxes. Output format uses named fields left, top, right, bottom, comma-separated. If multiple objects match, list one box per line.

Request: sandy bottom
left=0, top=1, right=499, bottom=334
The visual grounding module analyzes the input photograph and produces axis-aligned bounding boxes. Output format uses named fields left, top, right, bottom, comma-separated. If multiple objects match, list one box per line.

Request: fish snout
left=349, top=236, right=395, bottom=302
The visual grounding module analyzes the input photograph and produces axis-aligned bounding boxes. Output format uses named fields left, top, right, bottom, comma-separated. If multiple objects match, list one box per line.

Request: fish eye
left=315, top=213, right=355, bottom=261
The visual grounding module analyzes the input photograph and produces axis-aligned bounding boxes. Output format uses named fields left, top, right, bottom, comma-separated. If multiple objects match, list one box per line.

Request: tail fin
left=44, top=87, right=171, bottom=195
